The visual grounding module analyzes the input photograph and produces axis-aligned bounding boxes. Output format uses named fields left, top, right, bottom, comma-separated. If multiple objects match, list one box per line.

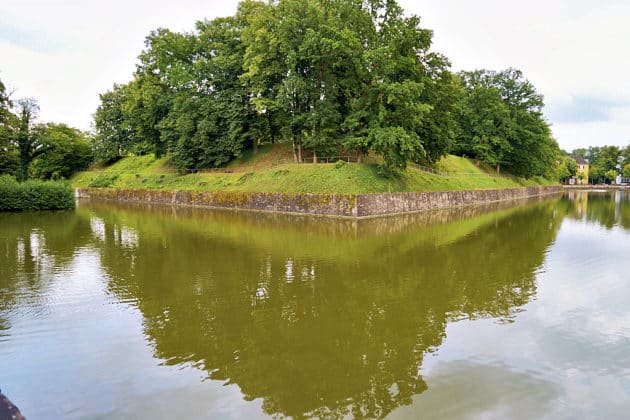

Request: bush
left=335, top=160, right=346, bottom=169
left=88, top=174, right=118, bottom=188
left=0, top=176, right=75, bottom=211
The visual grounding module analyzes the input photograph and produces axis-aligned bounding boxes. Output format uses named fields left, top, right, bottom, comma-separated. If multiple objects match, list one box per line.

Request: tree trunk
left=313, top=150, right=318, bottom=163
left=292, top=136, right=298, bottom=163
left=19, top=162, right=29, bottom=182
left=297, top=140, right=303, bottom=163
left=155, top=142, right=163, bottom=159
left=253, top=138, right=258, bottom=155
left=357, top=151, right=363, bottom=163
left=496, top=163, right=501, bottom=174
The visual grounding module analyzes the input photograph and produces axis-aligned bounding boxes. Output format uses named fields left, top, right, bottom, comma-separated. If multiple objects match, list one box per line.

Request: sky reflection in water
left=0, top=191, right=629, bottom=419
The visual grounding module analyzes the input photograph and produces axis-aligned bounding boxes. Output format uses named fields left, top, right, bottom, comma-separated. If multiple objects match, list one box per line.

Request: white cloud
left=2, top=0, right=629, bottom=150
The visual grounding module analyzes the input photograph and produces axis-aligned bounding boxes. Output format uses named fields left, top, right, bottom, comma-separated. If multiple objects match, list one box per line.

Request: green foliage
left=623, top=163, right=630, bottom=179
left=0, top=78, right=9, bottom=119
left=93, top=84, right=138, bottom=162
left=1, top=92, right=91, bottom=181
left=604, top=169, right=618, bottom=182
left=10, top=99, right=58, bottom=181
left=589, top=164, right=605, bottom=184
left=0, top=146, right=19, bottom=177
left=30, top=123, right=92, bottom=179
left=124, top=73, right=171, bottom=158
left=555, top=155, right=578, bottom=182
left=0, top=175, right=75, bottom=211
left=167, top=16, right=253, bottom=170
left=456, top=69, right=556, bottom=178
left=92, top=0, right=459, bottom=172
left=0, top=78, right=13, bottom=158
left=575, top=145, right=622, bottom=184
left=565, top=156, right=578, bottom=177
left=0, top=174, right=13, bottom=185
left=335, top=160, right=346, bottom=169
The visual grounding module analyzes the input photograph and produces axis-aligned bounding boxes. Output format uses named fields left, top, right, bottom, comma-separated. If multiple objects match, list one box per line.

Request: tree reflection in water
left=73, top=197, right=563, bottom=418
left=564, top=190, right=630, bottom=229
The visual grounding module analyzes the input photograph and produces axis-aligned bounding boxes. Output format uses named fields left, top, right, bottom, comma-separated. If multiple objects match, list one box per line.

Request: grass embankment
left=0, top=176, right=75, bottom=211
left=72, top=145, right=555, bottom=194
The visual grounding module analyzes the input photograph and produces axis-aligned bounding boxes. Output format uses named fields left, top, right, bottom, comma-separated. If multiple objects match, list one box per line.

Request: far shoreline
left=563, top=185, right=628, bottom=191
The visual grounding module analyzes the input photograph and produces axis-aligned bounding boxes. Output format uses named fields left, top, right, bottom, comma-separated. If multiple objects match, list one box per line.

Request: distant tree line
left=0, top=81, right=91, bottom=181
left=91, top=0, right=560, bottom=177
left=571, top=145, right=630, bottom=184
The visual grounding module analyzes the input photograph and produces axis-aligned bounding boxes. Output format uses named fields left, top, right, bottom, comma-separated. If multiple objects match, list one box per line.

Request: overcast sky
left=1, top=0, right=629, bottom=151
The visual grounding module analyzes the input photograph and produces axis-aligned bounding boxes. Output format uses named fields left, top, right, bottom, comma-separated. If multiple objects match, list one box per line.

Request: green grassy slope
left=72, top=148, right=555, bottom=194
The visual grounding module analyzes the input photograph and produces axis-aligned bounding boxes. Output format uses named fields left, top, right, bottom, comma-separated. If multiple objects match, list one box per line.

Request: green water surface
left=1, top=191, right=629, bottom=419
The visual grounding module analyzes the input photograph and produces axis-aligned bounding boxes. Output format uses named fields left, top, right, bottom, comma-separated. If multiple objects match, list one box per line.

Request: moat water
left=1, top=191, right=629, bottom=418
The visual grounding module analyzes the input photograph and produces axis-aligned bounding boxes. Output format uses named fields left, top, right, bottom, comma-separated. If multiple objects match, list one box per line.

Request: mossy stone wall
left=356, top=186, right=562, bottom=217
left=76, top=186, right=561, bottom=218
left=76, top=188, right=358, bottom=217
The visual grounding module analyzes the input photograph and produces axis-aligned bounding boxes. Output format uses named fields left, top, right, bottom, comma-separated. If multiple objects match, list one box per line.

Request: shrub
left=0, top=176, right=75, bottom=211
left=88, top=174, right=118, bottom=188
left=273, top=169, right=290, bottom=176
left=335, top=160, right=346, bottom=169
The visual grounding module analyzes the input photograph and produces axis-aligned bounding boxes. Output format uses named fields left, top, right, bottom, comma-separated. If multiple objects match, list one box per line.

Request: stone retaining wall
left=356, top=186, right=562, bottom=217
left=76, top=185, right=562, bottom=218
left=76, top=188, right=358, bottom=217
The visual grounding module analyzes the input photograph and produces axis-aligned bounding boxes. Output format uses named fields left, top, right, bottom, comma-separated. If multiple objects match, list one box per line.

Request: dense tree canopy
left=0, top=78, right=18, bottom=175
left=0, top=78, right=10, bottom=123
left=0, top=78, right=92, bottom=181
left=30, top=123, right=92, bottom=179
left=14, top=99, right=47, bottom=181
left=4, top=2, right=568, bottom=180
left=93, top=84, right=138, bottom=163
left=573, top=144, right=626, bottom=184
left=455, top=69, right=558, bottom=178
left=93, top=0, right=461, bottom=171
left=555, top=154, right=578, bottom=183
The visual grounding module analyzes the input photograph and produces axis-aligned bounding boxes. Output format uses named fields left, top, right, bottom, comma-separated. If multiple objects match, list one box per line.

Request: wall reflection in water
left=5, top=192, right=627, bottom=418
left=85, top=198, right=561, bottom=418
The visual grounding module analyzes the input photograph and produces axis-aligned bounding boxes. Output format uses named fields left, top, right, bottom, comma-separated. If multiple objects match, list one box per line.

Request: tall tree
left=243, top=0, right=451, bottom=169
left=456, top=69, right=555, bottom=177
left=416, top=57, right=463, bottom=164
left=127, top=28, right=186, bottom=159
left=589, top=145, right=621, bottom=184
left=456, top=70, right=512, bottom=172
left=343, top=0, right=436, bottom=170
left=0, top=78, right=10, bottom=124
left=158, top=14, right=256, bottom=170
left=90, top=0, right=467, bottom=172
left=93, top=84, right=137, bottom=163
left=0, top=78, right=19, bottom=175
left=124, top=74, right=171, bottom=158
left=30, top=123, right=92, bottom=179
left=13, top=99, right=48, bottom=181
left=497, top=69, right=555, bottom=177
left=244, top=0, right=339, bottom=163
